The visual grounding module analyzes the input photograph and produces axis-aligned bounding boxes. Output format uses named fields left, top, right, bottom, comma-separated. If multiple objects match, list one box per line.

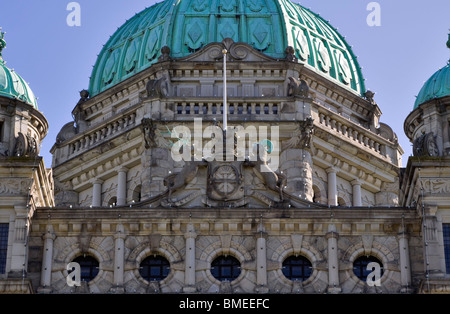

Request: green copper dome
left=88, top=0, right=365, bottom=97
left=0, top=30, right=38, bottom=109
left=413, top=34, right=450, bottom=109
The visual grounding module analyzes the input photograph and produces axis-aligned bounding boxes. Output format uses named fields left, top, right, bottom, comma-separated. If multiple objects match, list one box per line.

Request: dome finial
left=0, top=27, right=5, bottom=61
left=447, top=31, right=450, bottom=49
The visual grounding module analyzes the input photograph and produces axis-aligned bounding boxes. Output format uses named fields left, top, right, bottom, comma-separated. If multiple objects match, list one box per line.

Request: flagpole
left=222, top=49, right=228, bottom=135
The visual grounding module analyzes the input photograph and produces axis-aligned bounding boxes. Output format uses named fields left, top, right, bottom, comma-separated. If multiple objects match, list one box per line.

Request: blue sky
left=0, top=0, right=449, bottom=167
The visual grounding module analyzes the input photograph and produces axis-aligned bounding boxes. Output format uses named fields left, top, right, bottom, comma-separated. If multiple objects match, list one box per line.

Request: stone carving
left=146, top=76, right=169, bottom=98
left=0, top=178, right=31, bottom=195
left=13, top=132, right=38, bottom=157
left=157, top=46, right=172, bottom=62
left=72, top=105, right=88, bottom=132
left=285, top=46, right=298, bottom=62
left=229, top=42, right=249, bottom=60
left=246, top=145, right=286, bottom=202
left=282, top=117, right=314, bottom=150
left=164, top=161, right=200, bottom=200
left=419, top=178, right=450, bottom=194
left=287, top=77, right=309, bottom=98
left=183, top=38, right=275, bottom=63
left=209, top=164, right=241, bottom=199
left=141, top=118, right=170, bottom=149
left=76, top=89, right=89, bottom=105
left=364, top=90, right=376, bottom=105
left=207, top=161, right=244, bottom=202
left=413, top=132, right=439, bottom=157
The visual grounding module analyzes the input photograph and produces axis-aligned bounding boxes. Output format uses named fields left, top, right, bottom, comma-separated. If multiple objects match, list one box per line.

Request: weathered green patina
left=413, top=34, right=450, bottom=109
left=88, top=0, right=366, bottom=98
left=0, top=30, right=38, bottom=109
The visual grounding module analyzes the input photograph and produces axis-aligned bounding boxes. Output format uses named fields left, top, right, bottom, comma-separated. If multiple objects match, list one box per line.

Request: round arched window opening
left=132, top=185, right=142, bottom=203
left=282, top=255, right=313, bottom=281
left=72, top=255, right=99, bottom=282
left=139, top=255, right=170, bottom=282
left=211, top=255, right=241, bottom=282
left=353, top=255, right=384, bottom=282
left=108, top=196, right=117, bottom=207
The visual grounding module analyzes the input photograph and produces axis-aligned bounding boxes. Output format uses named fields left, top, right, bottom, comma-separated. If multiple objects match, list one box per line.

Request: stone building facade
left=0, top=0, right=449, bottom=294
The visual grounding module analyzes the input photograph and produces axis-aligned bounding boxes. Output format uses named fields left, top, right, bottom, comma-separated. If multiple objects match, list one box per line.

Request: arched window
left=282, top=255, right=312, bottom=281
left=312, top=185, right=321, bottom=203
left=337, top=197, right=346, bottom=206
left=353, top=255, right=384, bottom=281
left=72, top=255, right=99, bottom=282
left=211, top=255, right=241, bottom=282
left=108, top=196, right=117, bottom=207
left=139, top=255, right=170, bottom=282
left=132, top=185, right=142, bottom=203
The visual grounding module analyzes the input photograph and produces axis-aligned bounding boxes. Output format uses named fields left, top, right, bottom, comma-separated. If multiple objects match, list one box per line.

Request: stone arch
left=128, top=181, right=142, bottom=203
left=312, top=177, right=327, bottom=204
left=127, top=239, right=183, bottom=290
left=103, top=190, right=117, bottom=207
left=337, top=191, right=351, bottom=207
left=56, top=239, right=112, bottom=292
left=198, top=238, right=252, bottom=292
left=269, top=238, right=326, bottom=293
left=341, top=238, right=399, bottom=293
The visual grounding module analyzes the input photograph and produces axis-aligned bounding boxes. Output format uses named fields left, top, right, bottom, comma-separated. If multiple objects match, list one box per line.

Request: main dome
left=88, top=0, right=365, bottom=98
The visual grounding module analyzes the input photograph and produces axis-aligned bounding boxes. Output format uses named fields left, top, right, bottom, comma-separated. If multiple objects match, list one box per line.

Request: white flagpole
left=222, top=49, right=228, bottom=135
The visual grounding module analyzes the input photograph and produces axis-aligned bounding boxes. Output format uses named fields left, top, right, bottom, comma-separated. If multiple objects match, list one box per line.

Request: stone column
left=111, top=224, right=125, bottom=293
left=352, top=179, right=362, bottom=207
left=280, top=149, right=313, bottom=202
left=327, top=168, right=337, bottom=206
left=423, top=214, right=446, bottom=277
left=9, top=210, right=28, bottom=278
left=255, top=233, right=269, bottom=293
left=117, top=167, right=128, bottom=206
left=326, top=224, right=341, bottom=293
left=397, top=229, right=411, bottom=292
left=92, top=179, right=103, bottom=207
left=183, top=224, right=197, bottom=293
left=38, top=225, right=56, bottom=293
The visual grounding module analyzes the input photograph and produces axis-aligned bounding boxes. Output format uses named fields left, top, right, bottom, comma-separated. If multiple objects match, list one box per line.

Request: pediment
left=177, top=38, right=281, bottom=63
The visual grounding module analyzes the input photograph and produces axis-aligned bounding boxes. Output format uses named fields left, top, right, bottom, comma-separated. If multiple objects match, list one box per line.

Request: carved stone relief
left=413, top=132, right=440, bottom=157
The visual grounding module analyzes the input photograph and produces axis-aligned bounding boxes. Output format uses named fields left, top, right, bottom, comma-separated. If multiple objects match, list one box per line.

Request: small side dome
left=0, top=29, right=38, bottom=109
left=413, top=33, right=450, bottom=109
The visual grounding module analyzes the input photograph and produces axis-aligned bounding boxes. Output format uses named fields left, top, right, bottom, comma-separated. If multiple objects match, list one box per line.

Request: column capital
left=184, top=224, right=197, bottom=239
left=397, top=231, right=409, bottom=240
left=254, top=232, right=268, bottom=240
left=43, top=229, right=56, bottom=241
left=114, top=224, right=126, bottom=240
left=325, top=231, right=339, bottom=240
left=351, top=179, right=362, bottom=186
left=118, top=166, right=129, bottom=173
left=326, top=166, right=338, bottom=174
left=93, top=179, right=104, bottom=185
